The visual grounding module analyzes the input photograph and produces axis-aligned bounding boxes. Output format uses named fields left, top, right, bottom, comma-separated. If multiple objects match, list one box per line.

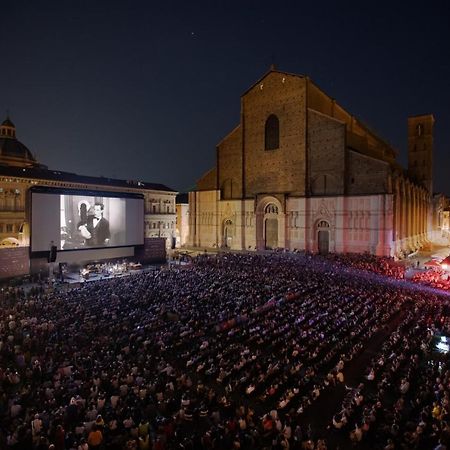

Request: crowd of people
left=412, top=269, right=450, bottom=291
left=0, top=252, right=449, bottom=449
left=320, top=253, right=406, bottom=280
left=320, top=251, right=450, bottom=292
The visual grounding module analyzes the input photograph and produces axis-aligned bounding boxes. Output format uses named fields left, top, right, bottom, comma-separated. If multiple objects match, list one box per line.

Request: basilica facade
left=188, top=68, right=434, bottom=257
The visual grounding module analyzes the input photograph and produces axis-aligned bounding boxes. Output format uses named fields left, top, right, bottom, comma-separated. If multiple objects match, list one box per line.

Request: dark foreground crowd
left=0, top=253, right=450, bottom=450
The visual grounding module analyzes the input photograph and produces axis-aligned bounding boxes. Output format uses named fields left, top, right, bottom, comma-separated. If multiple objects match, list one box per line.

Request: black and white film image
left=60, top=195, right=126, bottom=250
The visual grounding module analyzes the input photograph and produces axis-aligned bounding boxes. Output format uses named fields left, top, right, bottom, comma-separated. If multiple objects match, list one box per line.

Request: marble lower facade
left=188, top=190, right=430, bottom=258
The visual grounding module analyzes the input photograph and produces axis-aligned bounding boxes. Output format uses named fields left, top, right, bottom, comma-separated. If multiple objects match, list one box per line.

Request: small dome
left=2, top=117, right=15, bottom=128
left=0, top=117, right=41, bottom=168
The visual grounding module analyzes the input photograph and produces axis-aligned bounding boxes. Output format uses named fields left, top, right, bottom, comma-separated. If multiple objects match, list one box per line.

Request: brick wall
left=307, top=109, right=346, bottom=195
left=197, top=167, right=217, bottom=191
left=242, top=72, right=307, bottom=197
left=407, top=115, right=434, bottom=194
left=217, top=126, right=242, bottom=199
left=347, top=151, right=390, bottom=195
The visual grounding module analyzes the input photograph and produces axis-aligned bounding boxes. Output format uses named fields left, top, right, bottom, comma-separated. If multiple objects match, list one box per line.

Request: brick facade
left=187, top=68, right=434, bottom=257
left=307, top=109, right=346, bottom=195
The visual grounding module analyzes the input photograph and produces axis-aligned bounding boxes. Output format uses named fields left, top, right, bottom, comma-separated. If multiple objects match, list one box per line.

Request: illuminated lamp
left=437, top=336, right=450, bottom=353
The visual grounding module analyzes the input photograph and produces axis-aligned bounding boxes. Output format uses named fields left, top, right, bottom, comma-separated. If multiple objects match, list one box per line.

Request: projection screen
left=31, top=187, right=144, bottom=252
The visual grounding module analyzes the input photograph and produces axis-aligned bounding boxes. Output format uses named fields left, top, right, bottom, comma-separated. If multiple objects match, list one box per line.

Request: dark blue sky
left=1, top=1, right=449, bottom=193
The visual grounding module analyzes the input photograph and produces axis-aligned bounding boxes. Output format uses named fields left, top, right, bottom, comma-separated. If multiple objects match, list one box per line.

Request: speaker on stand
left=48, top=245, right=57, bottom=263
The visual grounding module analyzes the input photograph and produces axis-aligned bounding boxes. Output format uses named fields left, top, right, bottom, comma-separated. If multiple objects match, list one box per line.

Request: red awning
left=441, top=256, right=450, bottom=266
left=424, top=260, right=441, bottom=267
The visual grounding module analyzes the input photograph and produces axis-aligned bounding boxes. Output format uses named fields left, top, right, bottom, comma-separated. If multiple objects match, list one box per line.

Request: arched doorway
left=0, top=237, right=20, bottom=247
left=264, top=204, right=279, bottom=249
left=255, top=197, right=285, bottom=251
left=317, top=220, right=330, bottom=255
left=223, top=219, right=233, bottom=248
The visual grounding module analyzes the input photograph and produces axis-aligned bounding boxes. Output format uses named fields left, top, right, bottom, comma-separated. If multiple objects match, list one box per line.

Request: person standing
left=79, top=203, right=110, bottom=247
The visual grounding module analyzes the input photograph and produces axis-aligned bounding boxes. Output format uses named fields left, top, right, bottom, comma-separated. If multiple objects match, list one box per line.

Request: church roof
left=241, top=67, right=305, bottom=97
left=239, top=68, right=398, bottom=161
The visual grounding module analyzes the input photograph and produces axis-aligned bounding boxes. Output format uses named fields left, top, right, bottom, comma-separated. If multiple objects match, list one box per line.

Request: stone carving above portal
left=224, top=202, right=233, bottom=218
left=316, top=199, right=332, bottom=219
left=254, top=194, right=285, bottom=214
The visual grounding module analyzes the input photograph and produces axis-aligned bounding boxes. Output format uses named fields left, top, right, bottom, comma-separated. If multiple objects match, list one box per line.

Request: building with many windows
left=0, top=117, right=176, bottom=277
left=188, top=68, right=436, bottom=257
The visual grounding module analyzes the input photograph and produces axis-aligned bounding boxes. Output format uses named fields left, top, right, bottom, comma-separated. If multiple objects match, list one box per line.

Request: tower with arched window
left=407, top=114, right=434, bottom=194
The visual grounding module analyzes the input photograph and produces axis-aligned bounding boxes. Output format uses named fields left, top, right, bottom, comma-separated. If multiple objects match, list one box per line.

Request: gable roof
left=241, top=68, right=305, bottom=98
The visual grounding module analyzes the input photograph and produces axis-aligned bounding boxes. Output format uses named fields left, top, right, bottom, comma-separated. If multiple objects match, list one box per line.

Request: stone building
left=0, top=117, right=176, bottom=277
left=188, top=68, right=435, bottom=257
left=433, top=193, right=450, bottom=242
left=175, top=193, right=189, bottom=247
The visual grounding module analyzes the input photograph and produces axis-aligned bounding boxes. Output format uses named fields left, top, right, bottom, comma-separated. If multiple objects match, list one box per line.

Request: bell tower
left=407, top=114, right=434, bottom=194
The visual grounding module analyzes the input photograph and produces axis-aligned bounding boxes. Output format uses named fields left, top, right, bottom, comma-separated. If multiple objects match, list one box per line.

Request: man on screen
left=79, top=203, right=110, bottom=246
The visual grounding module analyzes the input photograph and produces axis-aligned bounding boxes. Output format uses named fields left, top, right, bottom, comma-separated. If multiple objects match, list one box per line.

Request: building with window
left=0, top=117, right=176, bottom=277
left=175, top=193, right=189, bottom=247
left=188, top=68, right=436, bottom=257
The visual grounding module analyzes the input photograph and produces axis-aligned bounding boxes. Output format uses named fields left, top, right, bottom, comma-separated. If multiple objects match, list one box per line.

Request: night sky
left=1, top=1, right=449, bottom=194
